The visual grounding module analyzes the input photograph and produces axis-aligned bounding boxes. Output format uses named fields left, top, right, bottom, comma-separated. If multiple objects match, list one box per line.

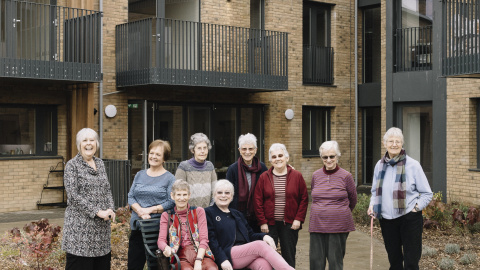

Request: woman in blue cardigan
left=205, top=180, right=293, bottom=270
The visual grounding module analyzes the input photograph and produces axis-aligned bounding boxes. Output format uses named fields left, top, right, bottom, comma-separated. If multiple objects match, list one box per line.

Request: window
left=0, top=105, right=57, bottom=156
left=303, top=2, right=333, bottom=85
left=302, top=106, right=331, bottom=156
left=363, top=6, right=381, bottom=83
left=250, top=0, right=264, bottom=30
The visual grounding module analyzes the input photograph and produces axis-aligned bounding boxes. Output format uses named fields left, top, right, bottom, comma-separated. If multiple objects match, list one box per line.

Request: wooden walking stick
left=370, top=215, right=374, bottom=270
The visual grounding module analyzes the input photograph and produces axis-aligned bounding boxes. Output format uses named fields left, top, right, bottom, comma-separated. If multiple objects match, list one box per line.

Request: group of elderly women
left=63, top=126, right=432, bottom=270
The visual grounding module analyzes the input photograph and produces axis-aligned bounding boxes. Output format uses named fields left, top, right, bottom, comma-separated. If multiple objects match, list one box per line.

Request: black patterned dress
left=61, top=154, right=115, bottom=257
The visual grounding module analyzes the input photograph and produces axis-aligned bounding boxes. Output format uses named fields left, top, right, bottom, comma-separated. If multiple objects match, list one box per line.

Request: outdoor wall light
left=285, top=109, right=294, bottom=120
left=105, top=105, right=117, bottom=118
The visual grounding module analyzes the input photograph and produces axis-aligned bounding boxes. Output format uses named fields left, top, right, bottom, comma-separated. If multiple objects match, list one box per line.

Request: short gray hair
left=189, top=133, right=212, bottom=151
left=171, top=179, right=190, bottom=194
left=383, top=127, right=404, bottom=145
left=214, top=179, right=234, bottom=196
left=319, top=141, right=341, bottom=157
left=268, top=143, right=289, bottom=162
left=238, top=133, right=257, bottom=149
left=76, top=128, right=99, bottom=152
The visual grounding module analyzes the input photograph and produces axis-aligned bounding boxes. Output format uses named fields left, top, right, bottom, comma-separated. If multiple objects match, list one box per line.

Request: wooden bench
left=136, top=218, right=181, bottom=270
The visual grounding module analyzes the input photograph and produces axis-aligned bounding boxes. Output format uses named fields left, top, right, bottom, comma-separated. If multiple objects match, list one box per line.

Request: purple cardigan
left=309, top=166, right=357, bottom=233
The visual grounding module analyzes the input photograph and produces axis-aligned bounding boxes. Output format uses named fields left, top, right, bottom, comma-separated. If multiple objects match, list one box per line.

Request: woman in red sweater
left=254, top=143, right=309, bottom=268
left=157, top=180, right=218, bottom=270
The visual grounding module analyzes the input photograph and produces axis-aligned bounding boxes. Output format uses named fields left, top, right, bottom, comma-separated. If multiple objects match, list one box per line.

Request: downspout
left=354, top=0, right=358, bottom=186
left=99, top=0, right=104, bottom=158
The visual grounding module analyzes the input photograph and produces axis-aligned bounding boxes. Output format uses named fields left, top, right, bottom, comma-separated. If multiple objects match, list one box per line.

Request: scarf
left=237, top=156, right=262, bottom=214
left=167, top=206, right=214, bottom=261
left=373, top=149, right=407, bottom=219
left=188, top=158, right=207, bottom=170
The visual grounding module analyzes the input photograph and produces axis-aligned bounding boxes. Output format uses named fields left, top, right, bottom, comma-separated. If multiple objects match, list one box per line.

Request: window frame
left=302, top=106, right=332, bottom=157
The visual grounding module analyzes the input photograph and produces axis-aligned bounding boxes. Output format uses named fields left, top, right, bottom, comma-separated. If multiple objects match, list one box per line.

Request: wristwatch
left=414, top=204, right=421, bottom=212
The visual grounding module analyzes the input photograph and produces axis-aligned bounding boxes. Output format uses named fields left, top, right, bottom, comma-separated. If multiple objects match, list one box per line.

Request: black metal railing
left=395, top=26, right=432, bottom=72
left=104, top=159, right=132, bottom=209
left=116, top=17, right=288, bottom=90
left=443, top=0, right=480, bottom=76
left=0, top=1, right=101, bottom=81
left=303, top=45, right=334, bottom=85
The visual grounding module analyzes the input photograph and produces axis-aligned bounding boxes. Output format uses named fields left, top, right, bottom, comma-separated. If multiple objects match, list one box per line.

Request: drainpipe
left=99, top=0, right=104, bottom=158
left=354, top=0, right=358, bottom=186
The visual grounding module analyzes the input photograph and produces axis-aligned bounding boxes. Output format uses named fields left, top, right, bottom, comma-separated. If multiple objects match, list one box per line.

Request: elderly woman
left=254, top=143, right=308, bottom=268
left=205, top=180, right=294, bottom=270
left=62, top=128, right=115, bottom=270
left=176, top=133, right=217, bottom=208
left=157, top=180, right=218, bottom=270
left=368, top=127, right=433, bottom=270
left=127, top=139, right=176, bottom=270
left=225, top=133, right=268, bottom=231
left=309, top=141, right=357, bottom=270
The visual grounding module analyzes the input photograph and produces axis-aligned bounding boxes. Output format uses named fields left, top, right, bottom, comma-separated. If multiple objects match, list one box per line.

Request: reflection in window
left=302, top=106, right=331, bottom=156
left=401, top=0, right=433, bottom=28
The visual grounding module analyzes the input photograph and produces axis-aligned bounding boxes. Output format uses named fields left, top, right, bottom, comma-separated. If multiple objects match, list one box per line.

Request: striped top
left=309, top=166, right=357, bottom=233
left=273, top=173, right=287, bottom=221
left=175, top=160, right=217, bottom=208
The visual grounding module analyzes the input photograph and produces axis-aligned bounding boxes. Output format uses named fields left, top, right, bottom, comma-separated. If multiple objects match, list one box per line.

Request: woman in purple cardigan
left=309, top=141, right=357, bottom=270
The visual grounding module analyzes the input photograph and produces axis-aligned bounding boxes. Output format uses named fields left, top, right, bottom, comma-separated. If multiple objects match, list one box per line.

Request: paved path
left=0, top=207, right=390, bottom=270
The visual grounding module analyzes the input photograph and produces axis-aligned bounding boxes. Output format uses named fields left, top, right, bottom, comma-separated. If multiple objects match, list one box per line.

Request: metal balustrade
left=0, top=0, right=101, bottom=81
left=104, top=159, right=132, bottom=209
left=303, top=45, right=334, bottom=85
left=395, top=26, right=432, bottom=72
left=443, top=0, right=480, bottom=76
left=116, top=17, right=288, bottom=90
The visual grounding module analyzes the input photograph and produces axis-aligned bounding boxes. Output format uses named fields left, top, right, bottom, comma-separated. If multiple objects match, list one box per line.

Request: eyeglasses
left=216, top=191, right=231, bottom=195
left=271, top=154, right=284, bottom=159
left=386, top=140, right=402, bottom=145
left=240, top=147, right=256, bottom=152
left=321, top=155, right=336, bottom=160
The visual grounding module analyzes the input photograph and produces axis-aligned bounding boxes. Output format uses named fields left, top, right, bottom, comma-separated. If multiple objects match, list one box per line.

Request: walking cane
left=370, top=215, right=374, bottom=270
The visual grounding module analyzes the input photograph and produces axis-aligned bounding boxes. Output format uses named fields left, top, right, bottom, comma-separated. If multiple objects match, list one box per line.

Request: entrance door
left=362, top=107, right=381, bottom=184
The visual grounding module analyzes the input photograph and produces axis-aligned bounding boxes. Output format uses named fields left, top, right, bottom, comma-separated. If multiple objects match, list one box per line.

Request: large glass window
left=362, top=107, right=381, bottom=184
left=401, top=0, right=433, bottom=29
left=0, top=105, right=57, bottom=156
left=302, top=106, right=331, bottom=156
left=398, top=104, right=433, bottom=185
left=363, top=6, right=381, bottom=83
left=250, top=0, right=264, bottom=29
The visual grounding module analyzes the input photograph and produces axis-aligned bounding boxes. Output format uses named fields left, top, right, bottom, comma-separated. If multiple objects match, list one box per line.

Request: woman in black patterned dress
left=62, top=128, right=116, bottom=270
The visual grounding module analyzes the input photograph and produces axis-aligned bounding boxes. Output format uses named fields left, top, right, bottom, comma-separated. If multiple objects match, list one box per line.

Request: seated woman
left=205, top=180, right=294, bottom=270
left=157, top=180, right=218, bottom=270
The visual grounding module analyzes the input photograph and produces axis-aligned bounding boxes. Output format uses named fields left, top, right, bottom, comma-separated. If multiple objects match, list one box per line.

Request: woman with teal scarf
left=367, top=127, right=432, bottom=270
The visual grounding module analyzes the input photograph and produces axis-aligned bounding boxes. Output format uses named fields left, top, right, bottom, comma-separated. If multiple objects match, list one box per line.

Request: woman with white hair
left=309, top=140, right=357, bottom=270
left=205, top=180, right=294, bottom=270
left=368, top=127, right=432, bottom=270
left=254, top=143, right=308, bottom=268
left=175, top=133, right=217, bottom=208
left=62, top=128, right=115, bottom=270
left=225, top=133, right=268, bottom=231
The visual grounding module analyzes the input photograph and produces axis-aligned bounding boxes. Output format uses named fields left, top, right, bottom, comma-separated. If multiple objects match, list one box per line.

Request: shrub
left=460, top=252, right=477, bottom=265
left=438, top=257, right=455, bottom=270
left=468, top=222, right=480, bottom=234
left=422, top=245, right=437, bottom=257
left=352, top=193, right=374, bottom=226
left=444, top=243, right=460, bottom=254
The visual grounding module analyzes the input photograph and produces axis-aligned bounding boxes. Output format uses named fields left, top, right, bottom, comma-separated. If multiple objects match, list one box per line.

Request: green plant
left=468, top=222, right=480, bottom=234
left=444, top=243, right=460, bottom=254
left=424, top=192, right=452, bottom=230
left=352, top=193, right=374, bottom=226
left=422, top=245, right=437, bottom=257
left=460, top=252, right=477, bottom=265
left=438, top=257, right=455, bottom=270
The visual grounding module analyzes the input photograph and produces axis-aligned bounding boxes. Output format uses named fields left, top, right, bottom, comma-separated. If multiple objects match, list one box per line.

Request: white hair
left=383, top=127, right=404, bottom=144
left=214, top=179, right=235, bottom=196
left=268, top=143, right=289, bottom=162
left=319, top=141, right=341, bottom=157
left=238, top=133, right=258, bottom=148
left=189, top=133, right=212, bottom=151
left=76, top=128, right=99, bottom=152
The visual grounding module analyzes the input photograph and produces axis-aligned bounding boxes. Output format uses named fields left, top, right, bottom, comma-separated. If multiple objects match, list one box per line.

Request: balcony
left=442, top=0, right=480, bottom=76
left=0, top=1, right=101, bottom=82
left=303, top=45, right=334, bottom=85
left=395, top=26, right=432, bottom=72
left=115, top=18, right=288, bottom=91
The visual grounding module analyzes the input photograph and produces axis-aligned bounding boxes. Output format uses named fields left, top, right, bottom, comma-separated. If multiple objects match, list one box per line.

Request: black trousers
left=309, top=232, right=349, bottom=270
left=128, top=229, right=147, bottom=270
left=65, top=252, right=111, bottom=270
left=268, top=221, right=298, bottom=268
left=379, top=211, right=423, bottom=270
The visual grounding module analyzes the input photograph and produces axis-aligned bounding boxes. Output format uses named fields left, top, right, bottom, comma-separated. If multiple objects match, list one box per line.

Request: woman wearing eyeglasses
left=253, top=143, right=308, bottom=268
left=367, top=127, right=432, bottom=270
left=309, top=140, right=357, bottom=270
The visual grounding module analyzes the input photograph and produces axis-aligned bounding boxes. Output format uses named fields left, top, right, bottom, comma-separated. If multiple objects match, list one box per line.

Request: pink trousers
left=230, top=240, right=294, bottom=270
